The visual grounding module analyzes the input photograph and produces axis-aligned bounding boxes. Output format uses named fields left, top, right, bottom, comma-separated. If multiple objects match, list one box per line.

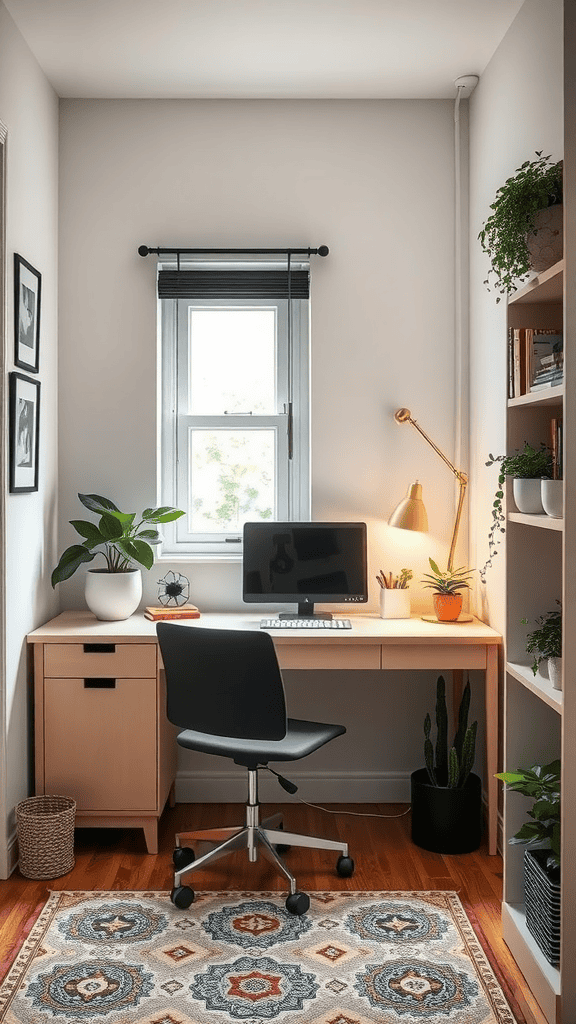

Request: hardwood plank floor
left=0, top=802, right=544, bottom=1023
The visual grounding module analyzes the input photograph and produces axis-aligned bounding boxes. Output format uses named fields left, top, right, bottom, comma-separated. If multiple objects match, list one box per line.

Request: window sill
left=155, top=552, right=242, bottom=565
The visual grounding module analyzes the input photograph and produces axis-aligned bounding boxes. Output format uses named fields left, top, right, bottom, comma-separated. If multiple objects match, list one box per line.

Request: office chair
left=156, top=621, right=354, bottom=915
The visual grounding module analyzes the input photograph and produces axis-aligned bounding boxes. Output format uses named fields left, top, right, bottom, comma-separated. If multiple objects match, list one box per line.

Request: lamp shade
left=388, top=481, right=428, bottom=532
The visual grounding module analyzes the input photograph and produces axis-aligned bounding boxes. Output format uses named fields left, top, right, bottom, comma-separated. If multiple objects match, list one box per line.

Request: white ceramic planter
left=541, top=479, right=563, bottom=519
left=85, top=568, right=142, bottom=621
left=379, top=588, right=410, bottom=619
left=513, top=478, right=545, bottom=514
left=548, top=656, right=562, bottom=691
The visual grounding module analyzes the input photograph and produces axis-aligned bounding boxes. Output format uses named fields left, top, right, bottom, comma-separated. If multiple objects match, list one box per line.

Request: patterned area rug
left=0, top=890, right=519, bottom=1023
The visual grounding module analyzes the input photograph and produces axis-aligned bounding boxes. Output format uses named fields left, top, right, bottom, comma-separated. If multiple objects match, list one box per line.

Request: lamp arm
left=394, top=408, right=468, bottom=572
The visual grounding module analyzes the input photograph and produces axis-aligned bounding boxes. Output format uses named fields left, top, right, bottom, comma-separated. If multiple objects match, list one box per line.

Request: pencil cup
left=379, top=588, right=410, bottom=619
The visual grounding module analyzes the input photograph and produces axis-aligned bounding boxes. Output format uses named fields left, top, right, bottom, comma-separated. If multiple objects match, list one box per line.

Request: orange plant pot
left=433, top=593, right=463, bottom=622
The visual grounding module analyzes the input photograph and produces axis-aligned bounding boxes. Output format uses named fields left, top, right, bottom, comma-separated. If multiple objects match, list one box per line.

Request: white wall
left=58, top=98, right=465, bottom=800
left=468, top=0, right=563, bottom=633
left=0, top=2, right=59, bottom=874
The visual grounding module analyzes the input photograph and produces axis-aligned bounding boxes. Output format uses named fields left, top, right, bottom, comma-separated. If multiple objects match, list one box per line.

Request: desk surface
left=27, top=610, right=502, bottom=646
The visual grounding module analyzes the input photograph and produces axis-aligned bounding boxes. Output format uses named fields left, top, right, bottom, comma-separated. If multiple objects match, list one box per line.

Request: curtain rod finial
left=318, top=245, right=329, bottom=257
left=138, top=245, right=149, bottom=257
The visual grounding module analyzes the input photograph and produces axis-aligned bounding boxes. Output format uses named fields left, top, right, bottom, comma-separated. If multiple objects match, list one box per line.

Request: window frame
left=159, top=280, right=310, bottom=559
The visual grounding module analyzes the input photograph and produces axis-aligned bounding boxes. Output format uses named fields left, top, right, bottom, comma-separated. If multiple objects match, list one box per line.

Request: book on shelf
left=144, top=605, right=201, bottom=621
left=526, top=328, right=563, bottom=391
left=550, top=417, right=563, bottom=479
left=512, top=327, right=527, bottom=397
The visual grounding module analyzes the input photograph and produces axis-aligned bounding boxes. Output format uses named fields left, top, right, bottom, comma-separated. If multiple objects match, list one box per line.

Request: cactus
left=459, top=720, right=478, bottom=788
left=448, top=746, right=460, bottom=788
left=422, top=675, right=477, bottom=789
left=435, top=675, right=448, bottom=785
left=453, top=681, right=471, bottom=762
left=424, top=713, right=437, bottom=785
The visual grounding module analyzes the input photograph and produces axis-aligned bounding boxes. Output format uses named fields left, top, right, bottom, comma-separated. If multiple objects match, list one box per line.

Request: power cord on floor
left=262, top=766, right=411, bottom=818
left=297, top=797, right=411, bottom=819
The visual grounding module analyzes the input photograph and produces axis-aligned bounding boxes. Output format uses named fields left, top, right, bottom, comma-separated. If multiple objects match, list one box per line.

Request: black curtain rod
left=138, top=245, right=329, bottom=258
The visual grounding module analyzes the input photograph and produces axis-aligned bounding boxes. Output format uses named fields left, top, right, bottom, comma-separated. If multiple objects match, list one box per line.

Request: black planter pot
left=524, top=848, right=561, bottom=966
left=410, top=768, right=482, bottom=854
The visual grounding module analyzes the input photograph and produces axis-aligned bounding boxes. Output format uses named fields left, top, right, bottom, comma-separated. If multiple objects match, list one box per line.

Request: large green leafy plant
left=423, top=675, right=477, bottom=789
left=495, top=760, right=561, bottom=873
left=479, top=151, right=563, bottom=301
left=51, top=493, right=185, bottom=587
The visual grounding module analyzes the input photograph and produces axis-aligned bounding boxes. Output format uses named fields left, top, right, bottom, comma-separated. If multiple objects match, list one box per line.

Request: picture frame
left=9, top=372, right=40, bottom=493
left=14, top=253, right=41, bottom=373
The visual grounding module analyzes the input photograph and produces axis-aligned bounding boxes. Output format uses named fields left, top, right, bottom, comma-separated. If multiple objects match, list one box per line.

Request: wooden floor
left=0, top=802, right=543, bottom=1023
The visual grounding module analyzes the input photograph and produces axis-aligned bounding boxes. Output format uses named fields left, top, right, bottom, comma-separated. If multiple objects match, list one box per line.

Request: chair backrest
left=156, top=622, right=288, bottom=741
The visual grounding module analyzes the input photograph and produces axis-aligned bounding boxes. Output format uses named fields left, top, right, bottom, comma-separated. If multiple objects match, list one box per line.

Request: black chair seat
left=176, top=717, right=346, bottom=766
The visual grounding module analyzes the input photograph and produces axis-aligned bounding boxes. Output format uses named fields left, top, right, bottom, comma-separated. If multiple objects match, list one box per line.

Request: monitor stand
left=278, top=602, right=333, bottom=621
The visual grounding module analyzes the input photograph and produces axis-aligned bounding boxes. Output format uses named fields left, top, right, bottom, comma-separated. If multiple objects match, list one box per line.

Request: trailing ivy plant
left=479, top=443, right=553, bottom=583
left=478, top=151, right=563, bottom=301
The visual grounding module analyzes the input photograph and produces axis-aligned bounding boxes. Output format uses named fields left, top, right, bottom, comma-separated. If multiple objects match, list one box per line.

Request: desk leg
left=486, top=645, right=498, bottom=856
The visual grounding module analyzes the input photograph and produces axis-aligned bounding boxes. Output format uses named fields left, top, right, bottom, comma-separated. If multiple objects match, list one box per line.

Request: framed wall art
left=9, top=372, right=40, bottom=493
left=14, top=253, right=41, bottom=373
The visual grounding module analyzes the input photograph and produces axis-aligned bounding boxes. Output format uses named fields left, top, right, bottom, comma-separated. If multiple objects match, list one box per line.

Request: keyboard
left=260, top=618, right=352, bottom=629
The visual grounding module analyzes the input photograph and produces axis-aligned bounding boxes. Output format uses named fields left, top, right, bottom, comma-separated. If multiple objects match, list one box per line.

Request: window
left=159, top=260, right=310, bottom=556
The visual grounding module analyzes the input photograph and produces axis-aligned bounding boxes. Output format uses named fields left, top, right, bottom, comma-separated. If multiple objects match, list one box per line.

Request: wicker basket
left=16, top=795, right=76, bottom=879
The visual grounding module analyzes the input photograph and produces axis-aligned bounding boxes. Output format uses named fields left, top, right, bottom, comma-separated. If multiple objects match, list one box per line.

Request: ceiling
left=3, top=0, right=525, bottom=100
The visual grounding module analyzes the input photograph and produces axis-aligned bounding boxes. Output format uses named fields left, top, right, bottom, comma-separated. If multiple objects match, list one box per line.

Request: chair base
left=173, top=770, right=349, bottom=897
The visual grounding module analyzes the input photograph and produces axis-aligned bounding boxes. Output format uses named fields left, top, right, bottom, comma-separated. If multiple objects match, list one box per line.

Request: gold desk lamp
left=389, top=407, right=472, bottom=623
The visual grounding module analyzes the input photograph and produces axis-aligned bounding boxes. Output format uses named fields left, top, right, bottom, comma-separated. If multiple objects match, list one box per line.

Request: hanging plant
left=479, top=443, right=553, bottom=583
left=478, top=151, right=563, bottom=301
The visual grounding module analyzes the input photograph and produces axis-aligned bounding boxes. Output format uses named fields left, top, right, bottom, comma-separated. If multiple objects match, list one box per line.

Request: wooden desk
left=28, top=610, right=501, bottom=855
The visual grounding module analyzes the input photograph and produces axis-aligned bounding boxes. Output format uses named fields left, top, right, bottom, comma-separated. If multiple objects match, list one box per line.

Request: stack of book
left=528, top=328, right=563, bottom=390
left=144, top=605, right=201, bottom=621
left=508, top=327, right=563, bottom=397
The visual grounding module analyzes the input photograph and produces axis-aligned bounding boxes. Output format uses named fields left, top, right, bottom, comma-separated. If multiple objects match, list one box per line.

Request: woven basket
left=16, top=795, right=76, bottom=879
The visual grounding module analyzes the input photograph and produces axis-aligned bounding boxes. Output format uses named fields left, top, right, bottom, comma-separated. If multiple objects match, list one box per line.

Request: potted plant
left=479, top=151, right=563, bottom=301
left=52, top=493, right=185, bottom=620
left=411, top=675, right=481, bottom=854
left=421, top=559, right=474, bottom=622
left=496, top=760, right=560, bottom=964
left=480, top=442, right=553, bottom=582
left=522, top=603, right=562, bottom=689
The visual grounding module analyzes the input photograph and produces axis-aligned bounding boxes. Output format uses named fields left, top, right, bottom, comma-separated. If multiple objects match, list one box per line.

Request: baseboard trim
left=175, top=770, right=411, bottom=804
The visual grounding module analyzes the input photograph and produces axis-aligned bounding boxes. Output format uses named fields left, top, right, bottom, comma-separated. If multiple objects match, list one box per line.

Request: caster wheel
left=336, top=855, right=355, bottom=878
left=285, top=891, right=310, bottom=916
left=171, top=886, right=195, bottom=909
left=173, top=846, right=195, bottom=870
left=275, top=823, right=291, bottom=855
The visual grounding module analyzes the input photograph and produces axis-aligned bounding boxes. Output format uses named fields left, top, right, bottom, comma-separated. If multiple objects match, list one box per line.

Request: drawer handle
left=84, top=678, right=117, bottom=688
left=83, top=643, right=116, bottom=653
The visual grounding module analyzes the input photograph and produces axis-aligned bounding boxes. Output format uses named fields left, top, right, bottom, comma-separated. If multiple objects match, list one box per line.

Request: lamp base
left=422, top=613, right=474, bottom=623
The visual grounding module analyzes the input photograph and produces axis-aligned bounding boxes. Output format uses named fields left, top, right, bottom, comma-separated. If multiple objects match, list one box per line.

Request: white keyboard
left=260, top=618, right=352, bottom=629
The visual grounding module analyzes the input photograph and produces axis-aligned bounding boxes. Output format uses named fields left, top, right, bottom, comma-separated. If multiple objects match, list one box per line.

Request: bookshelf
left=501, top=259, right=566, bottom=1024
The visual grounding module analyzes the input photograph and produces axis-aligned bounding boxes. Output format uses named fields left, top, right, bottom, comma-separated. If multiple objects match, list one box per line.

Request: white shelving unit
left=501, top=259, right=567, bottom=1023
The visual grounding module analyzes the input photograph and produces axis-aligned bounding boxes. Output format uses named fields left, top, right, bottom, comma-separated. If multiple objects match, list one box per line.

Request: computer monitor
left=242, top=521, right=368, bottom=619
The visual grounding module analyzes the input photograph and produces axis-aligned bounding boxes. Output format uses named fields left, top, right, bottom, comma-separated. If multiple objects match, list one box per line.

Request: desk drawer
left=276, top=644, right=380, bottom=670
left=43, top=677, right=157, bottom=810
left=380, top=644, right=486, bottom=670
left=44, top=643, right=157, bottom=678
